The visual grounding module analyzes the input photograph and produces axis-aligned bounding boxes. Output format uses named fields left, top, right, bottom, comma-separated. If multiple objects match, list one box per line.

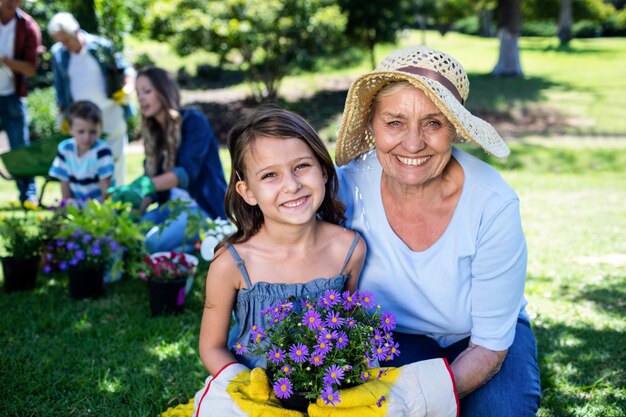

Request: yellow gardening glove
left=60, top=117, right=70, bottom=134
left=112, top=88, right=128, bottom=105
left=307, top=359, right=458, bottom=417
left=193, top=363, right=305, bottom=417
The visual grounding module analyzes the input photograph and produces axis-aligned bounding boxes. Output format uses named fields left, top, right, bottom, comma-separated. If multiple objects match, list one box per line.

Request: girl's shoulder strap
left=224, top=243, right=253, bottom=289
left=340, top=231, right=362, bottom=274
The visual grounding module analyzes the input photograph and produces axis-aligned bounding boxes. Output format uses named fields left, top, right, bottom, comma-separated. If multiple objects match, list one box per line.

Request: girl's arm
left=98, top=177, right=112, bottom=201
left=344, top=235, right=367, bottom=293
left=199, top=249, right=241, bottom=375
left=60, top=180, right=72, bottom=200
left=150, top=171, right=178, bottom=191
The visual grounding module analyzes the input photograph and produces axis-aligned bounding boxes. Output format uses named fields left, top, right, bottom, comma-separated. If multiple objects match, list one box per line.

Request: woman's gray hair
left=47, top=12, right=80, bottom=37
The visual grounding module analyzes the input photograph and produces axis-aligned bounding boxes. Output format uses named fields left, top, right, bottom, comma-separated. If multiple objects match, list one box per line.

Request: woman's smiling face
left=371, top=84, right=456, bottom=189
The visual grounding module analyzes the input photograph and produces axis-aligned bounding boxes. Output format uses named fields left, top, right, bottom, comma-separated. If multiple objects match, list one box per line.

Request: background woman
left=334, top=46, right=541, bottom=416
left=131, top=66, right=227, bottom=253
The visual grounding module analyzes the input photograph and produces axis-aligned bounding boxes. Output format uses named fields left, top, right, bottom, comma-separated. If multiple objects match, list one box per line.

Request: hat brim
left=335, top=71, right=510, bottom=166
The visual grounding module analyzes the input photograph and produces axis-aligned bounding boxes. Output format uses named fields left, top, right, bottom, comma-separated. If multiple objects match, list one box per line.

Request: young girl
left=198, top=107, right=366, bottom=376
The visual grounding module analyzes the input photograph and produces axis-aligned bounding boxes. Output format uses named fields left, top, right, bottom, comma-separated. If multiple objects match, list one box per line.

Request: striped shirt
left=49, top=138, right=114, bottom=201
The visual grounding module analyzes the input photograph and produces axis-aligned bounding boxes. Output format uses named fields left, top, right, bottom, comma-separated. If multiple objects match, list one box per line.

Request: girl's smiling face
left=235, top=135, right=327, bottom=228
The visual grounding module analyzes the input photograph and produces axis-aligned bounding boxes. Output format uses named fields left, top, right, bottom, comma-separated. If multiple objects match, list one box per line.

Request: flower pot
left=67, top=266, right=105, bottom=300
left=2, top=256, right=39, bottom=293
left=147, top=278, right=189, bottom=317
left=280, top=391, right=313, bottom=412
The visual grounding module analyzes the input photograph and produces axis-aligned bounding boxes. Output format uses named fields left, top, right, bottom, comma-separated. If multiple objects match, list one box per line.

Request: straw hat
left=335, top=45, right=510, bottom=166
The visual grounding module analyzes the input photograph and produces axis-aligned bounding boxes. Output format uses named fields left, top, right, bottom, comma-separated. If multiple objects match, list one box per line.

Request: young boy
left=49, top=100, right=114, bottom=204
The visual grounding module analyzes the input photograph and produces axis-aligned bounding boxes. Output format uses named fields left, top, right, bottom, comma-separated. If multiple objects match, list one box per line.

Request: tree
left=492, top=0, right=523, bottom=77
left=558, top=0, right=574, bottom=46
left=159, top=0, right=347, bottom=102
left=339, top=0, right=414, bottom=69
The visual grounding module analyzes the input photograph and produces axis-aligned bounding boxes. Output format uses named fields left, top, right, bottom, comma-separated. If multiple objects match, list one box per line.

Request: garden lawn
left=1, top=141, right=624, bottom=416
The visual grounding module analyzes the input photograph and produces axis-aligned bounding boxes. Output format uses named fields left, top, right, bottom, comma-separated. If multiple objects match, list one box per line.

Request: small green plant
left=25, top=87, right=59, bottom=140
left=46, top=199, right=148, bottom=277
left=0, top=213, right=43, bottom=259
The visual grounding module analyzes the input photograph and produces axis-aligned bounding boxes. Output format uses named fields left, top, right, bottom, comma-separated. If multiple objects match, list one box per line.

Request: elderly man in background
left=0, top=0, right=40, bottom=205
left=47, top=12, right=134, bottom=186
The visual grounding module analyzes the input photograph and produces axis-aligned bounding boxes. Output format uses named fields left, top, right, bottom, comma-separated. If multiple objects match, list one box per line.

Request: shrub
left=26, top=87, right=58, bottom=140
left=522, top=20, right=557, bottom=37
left=573, top=19, right=603, bottom=37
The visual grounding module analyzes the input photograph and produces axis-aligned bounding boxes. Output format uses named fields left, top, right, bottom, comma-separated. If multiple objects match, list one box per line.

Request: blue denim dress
left=226, top=233, right=361, bottom=369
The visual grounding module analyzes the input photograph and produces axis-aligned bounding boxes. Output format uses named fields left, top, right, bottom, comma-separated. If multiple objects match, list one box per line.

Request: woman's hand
left=450, top=342, right=507, bottom=398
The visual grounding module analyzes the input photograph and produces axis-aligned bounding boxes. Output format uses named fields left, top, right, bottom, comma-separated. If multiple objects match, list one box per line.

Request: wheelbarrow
left=0, top=133, right=70, bottom=205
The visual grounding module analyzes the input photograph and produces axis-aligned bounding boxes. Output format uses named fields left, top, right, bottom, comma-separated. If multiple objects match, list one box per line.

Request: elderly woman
left=335, top=46, right=541, bottom=416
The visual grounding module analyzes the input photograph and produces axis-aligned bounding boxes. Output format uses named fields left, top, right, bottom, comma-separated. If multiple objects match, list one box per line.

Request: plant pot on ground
left=1, top=256, right=39, bottom=293
left=67, top=266, right=105, bottom=300
left=142, top=251, right=198, bottom=317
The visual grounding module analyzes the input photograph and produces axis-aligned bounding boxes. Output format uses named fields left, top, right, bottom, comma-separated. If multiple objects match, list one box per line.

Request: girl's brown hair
left=220, top=107, right=345, bottom=250
left=137, top=66, right=182, bottom=176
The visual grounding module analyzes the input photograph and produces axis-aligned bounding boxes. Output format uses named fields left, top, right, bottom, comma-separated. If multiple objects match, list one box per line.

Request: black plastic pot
left=67, top=266, right=105, bottom=300
left=1, top=256, right=39, bottom=293
left=280, top=391, right=313, bottom=412
left=147, top=278, right=187, bottom=317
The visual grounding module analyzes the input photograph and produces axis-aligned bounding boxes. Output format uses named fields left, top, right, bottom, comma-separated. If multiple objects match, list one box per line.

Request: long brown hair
left=220, top=107, right=345, bottom=250
left=137, top=66, right=182, bottom=176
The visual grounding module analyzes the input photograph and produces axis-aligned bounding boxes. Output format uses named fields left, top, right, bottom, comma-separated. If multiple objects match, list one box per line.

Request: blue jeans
left=0, top=94, right=37, bottom=202
left=142, top=203, right=207, bottom=254
left=381, top=318, right=541, bottom=417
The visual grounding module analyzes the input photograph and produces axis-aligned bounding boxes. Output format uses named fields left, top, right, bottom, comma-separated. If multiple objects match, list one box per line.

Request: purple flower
left=233, top=342, right=248, bottom=355
left=335, top=331, right=348, bottom=350
left=360, top=370, right=371, bottom=381
left=346, top=317, right=357, bottom=328
left=372, top=345, right=389, bottom=361
left=323, top=364, right=345, bottom=385
left=45, top=253, right=53, bottom=262
left=318, top=329, right=338, bottom=343
left=324, top=311, right=344, bottom=329
left=74, top=250, right=85, bottom=260
left=386, top=342, right=401, bottom=361
left=289, top=343, right=309, bottom=363
left=250, top=326, right=266, bottom=344
left=280, top=364, right=293, bottom=375
left=110, top=241, right=120, bottom=251
left=65, top=241, right=78, bottom=250
left=309, top=351, right=326, bottom=367
left=300, top=298, right=315, bottom=310
left=359, top=290, right=375, bottom=308
left=320, top=289, right=341, bottom=307
left=82, top=233, right=92, bottom=243
left=371, top=329, right=384, bottom=346
left=342, top=290, right=357, bottom=309
left=268, top=348, right=286, bottom=364
left=380, top=312, right=397, bottom=332
left=43, top=264, right=52, bottom=274
left=273, top=377, right=293, bottom=399
left=91, top=244, right=101, bottom=256
left=302, top=310, right=322, bottom=330
left=59, top=261, right=68, bottom=271
left=313, top=339, right=332, bottom=354
left=320, top=385, right=341, bottom=406
left=69, top=257, right=79, bottom=266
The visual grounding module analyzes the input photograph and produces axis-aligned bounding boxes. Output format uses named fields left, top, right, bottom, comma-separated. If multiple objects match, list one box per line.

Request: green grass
left=1, top=142, right=625, bottom=416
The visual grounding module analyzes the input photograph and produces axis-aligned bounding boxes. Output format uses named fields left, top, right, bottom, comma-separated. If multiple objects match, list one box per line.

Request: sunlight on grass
left=148, top=339, right=187, bottom=361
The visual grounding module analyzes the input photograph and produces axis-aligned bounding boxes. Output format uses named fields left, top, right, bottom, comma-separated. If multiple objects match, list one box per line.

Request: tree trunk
left=491, top=0, right=523, bottom=77
left=478, top=9, right=495, bottom=37
left=558, top=0, right=573, bottom=47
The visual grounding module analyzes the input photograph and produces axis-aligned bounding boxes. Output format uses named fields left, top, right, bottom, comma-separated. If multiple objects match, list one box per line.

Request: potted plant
left=45, top=227, right=122, bottom=299
left=140, top=251, right=198, bottom=317
left=244, top=289, right=399, bottom=411
left=0, top=212, right=43, bottom=293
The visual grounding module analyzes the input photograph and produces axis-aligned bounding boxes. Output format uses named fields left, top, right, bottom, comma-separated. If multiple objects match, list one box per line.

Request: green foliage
left=521, top=20, right=558, bottom=37
left=59, top=200, right=148, bottom=277
left=94, top=0, right=130, bottom=50
left=573, top=19, right=604, bottom=36
left=338, top=0, right=415, bottom=68
left=149, top=0, right=348, bottom=101
left=25, top=88, right=59, bottom=140
left=0, top=212, right=44, bottom=259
